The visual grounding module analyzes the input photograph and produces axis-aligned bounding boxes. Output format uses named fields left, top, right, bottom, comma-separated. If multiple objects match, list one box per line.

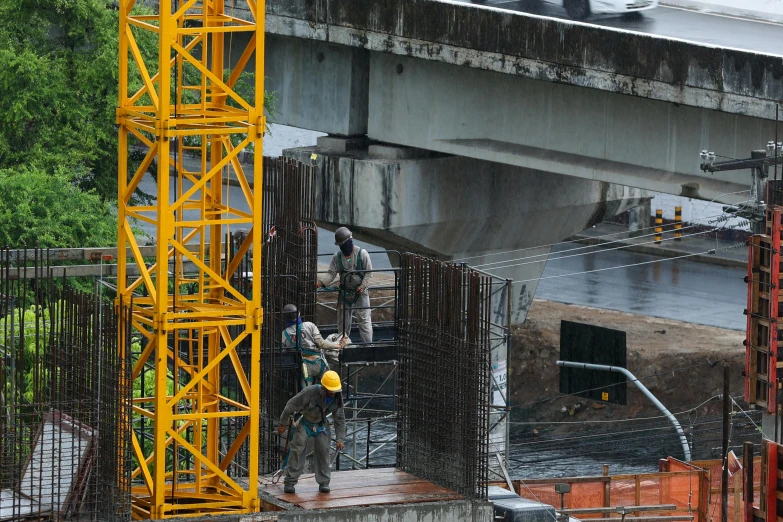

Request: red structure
left=745, top=207, right=783, bottom=413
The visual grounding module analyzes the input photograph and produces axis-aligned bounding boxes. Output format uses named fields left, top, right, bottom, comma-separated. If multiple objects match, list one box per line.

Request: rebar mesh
left=396, top=254, right=491, bottom=500
left=0, top=248, right=132, bottom=521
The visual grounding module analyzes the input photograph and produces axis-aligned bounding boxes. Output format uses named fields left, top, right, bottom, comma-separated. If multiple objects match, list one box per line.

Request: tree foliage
left=0, top=0, right=122, bottom=200
left=0, top=167, right=116, bottom=248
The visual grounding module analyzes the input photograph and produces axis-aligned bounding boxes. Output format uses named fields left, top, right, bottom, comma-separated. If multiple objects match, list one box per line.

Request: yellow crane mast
left=116, top=0, right=265, bottom=517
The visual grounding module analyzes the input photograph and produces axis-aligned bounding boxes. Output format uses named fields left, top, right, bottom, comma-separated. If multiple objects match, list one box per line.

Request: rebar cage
left=396, top=253, right=497, bottom=500
left=0, top=248, right=132, bottom=521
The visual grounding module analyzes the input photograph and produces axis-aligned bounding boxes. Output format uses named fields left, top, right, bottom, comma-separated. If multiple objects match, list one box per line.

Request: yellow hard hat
left=321, top=370, right=342, bottom=392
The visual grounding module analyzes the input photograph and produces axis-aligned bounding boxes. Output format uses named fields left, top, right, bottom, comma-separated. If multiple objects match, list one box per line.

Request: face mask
left=339, top=238, right=354, bottom=256
left=325, top=396, right=334, bottom=405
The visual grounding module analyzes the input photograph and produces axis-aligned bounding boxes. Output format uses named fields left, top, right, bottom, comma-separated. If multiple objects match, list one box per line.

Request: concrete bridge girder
left=259, top=33, right=767, bottom=202
left=367, top=51, right=765, bottom=203
left=284, top=143, right=646, bottom=323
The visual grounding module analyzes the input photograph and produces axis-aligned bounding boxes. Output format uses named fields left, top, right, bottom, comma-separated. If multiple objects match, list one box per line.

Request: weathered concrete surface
left=367, top=51, right=769, bottom=202
left=284, top=141, right=645, bottom=323
left=267, top=500, right=494, bottom=522
left=264, top=34, right=368, bottom=135
left=254, top=31, right=770, bottom=202
left=263, top=0, right=783, bottom=120
left=186, top=500, right=493, bottom=522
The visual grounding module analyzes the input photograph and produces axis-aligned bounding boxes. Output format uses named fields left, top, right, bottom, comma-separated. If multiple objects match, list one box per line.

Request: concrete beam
left=264, top=0, right=783, bottom=120
left=263, top=34, right=369, bottom=135
left=368, top=52, right=766, bottom=203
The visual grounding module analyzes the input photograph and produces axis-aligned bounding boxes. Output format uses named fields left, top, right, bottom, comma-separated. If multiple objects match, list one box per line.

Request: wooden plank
left=275, top=483, right=455, bottom=503
left=264, top=474, right=429, bottom=495
left=295, top=492, right=464, bottom=510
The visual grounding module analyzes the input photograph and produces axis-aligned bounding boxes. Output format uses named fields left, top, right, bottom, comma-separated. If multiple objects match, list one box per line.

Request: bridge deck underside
left=261, top=468, right=463, bottom=510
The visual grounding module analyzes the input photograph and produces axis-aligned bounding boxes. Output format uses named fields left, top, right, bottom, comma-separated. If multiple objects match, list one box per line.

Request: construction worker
left=282, top=304, right=347, bottom=389
left=277, top=371, right=346, bottom=494
left=317, top=227, right=373, bottom=343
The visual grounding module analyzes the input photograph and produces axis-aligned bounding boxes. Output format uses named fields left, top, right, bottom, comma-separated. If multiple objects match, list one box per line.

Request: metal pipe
left=556, top=361, right=691, bottom=462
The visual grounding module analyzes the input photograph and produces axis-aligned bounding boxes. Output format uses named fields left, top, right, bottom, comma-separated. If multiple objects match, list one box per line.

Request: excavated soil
left=510, top=299, right=746, bottom=434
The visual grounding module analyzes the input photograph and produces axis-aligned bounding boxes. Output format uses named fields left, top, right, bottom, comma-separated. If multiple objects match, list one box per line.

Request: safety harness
left=284, top=323, right=328, bottom=387
left=273, top=388, right=343, bottom=482
left=338, top=247, right=365, bottom=305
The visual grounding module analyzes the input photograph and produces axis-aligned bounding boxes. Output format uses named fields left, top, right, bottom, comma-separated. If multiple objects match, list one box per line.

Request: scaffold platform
left=261, top=468, right=463, bottom=511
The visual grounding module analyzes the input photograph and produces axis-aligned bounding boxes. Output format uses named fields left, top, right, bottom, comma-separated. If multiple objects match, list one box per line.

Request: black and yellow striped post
left=655, top=209, right=663, bottom=244
left=674, top=206, right=682, bottom=241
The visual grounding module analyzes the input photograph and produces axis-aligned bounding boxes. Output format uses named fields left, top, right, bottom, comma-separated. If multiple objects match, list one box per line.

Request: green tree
left=0, top=167, right=116, bottom=248
left=0, top=0, right=123, bottom=200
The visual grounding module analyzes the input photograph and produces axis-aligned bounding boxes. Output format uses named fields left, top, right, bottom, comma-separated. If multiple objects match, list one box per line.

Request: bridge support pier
left=284, top=139, right=646, bottom=325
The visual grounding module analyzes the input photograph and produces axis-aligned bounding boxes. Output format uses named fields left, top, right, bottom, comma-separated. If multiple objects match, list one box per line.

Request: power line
left=477, top=226, right=747, bottom=272
left=472, top=208, right=751, bottom=269
left=453, top=193, right=750, bottom=263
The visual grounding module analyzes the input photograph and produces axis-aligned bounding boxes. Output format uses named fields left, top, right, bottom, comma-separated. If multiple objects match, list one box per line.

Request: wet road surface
left=536, top=243, right=746, bottom=330
left=454, top=0, right=783, bottom=55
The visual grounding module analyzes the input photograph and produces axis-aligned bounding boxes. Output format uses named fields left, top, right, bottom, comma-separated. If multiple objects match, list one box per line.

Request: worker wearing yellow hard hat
left=277, top=370, right=346, bottom=494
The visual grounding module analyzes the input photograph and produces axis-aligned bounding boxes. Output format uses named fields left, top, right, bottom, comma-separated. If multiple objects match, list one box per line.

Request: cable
left=476, top=226, right=743, bottom=272
left=472, top=209, right=750, bottom=269
left=453, top=193, right=750, bottom=263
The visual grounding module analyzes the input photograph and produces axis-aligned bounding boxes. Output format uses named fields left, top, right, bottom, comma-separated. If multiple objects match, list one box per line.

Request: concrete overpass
left=221, top=0, right=783, bottom=320
left=254, top=0, right=783, bottom=199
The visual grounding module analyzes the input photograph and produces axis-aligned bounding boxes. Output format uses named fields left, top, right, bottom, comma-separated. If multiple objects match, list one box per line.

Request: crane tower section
left=116, top=0, right=265, bottom=517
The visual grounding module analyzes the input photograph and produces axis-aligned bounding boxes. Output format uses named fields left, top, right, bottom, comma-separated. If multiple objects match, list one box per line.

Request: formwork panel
left=746, top=208, right=783, bottom=413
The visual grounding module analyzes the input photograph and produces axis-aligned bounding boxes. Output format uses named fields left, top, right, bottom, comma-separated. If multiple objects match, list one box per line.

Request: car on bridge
left=472, top=0, right=658, bottom=20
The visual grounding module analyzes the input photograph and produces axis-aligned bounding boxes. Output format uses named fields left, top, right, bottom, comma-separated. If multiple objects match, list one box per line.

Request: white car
left=471, top=0, right=659, bottom=20
left=555, top=0, right=658, bottom=19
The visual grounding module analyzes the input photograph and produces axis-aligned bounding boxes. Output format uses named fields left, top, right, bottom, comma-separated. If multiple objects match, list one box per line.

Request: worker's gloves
left=356, top=285, right=365, bottom=294
left=335, top=441, right=345, bottom=451
left=339, top=336, right=349, bottom=348
left=277, top=424, right=286, bottom=436
left=316, top=281, right=323, bottom=289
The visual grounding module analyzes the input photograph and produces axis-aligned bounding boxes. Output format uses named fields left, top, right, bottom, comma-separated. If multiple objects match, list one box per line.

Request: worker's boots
left=283, top=484, right=295, bottom=494
left=319, top=484, right=330, bottom=493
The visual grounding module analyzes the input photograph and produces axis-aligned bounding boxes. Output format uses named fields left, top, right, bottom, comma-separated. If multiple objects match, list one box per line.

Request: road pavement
left=536, top=241, right=746, bottom=330
left=455, top=0, right=783, bottom=55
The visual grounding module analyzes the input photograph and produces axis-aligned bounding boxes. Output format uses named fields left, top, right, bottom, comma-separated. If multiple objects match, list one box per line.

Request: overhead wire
left=471, top=205, right=752, bottom=269
left=507, top=232, right=747, bottom=284
left=453, top=192, right=751, bottom=263
left=475, top=225, right=749, bottom=272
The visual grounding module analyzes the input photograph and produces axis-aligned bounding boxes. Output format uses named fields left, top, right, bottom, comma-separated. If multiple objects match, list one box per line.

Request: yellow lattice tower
left=117, top=0, right=264, bottom=517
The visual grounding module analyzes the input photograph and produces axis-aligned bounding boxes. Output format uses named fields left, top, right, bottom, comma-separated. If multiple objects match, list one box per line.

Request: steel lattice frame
left=117, top=0, right=265, bottom=517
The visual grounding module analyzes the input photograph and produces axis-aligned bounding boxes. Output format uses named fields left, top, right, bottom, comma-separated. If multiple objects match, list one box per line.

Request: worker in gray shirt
left=282, top=304, right=347, bottom=389
left=277, top=371, right=346, bottom=494
left=317, top=227, right=373, bottom=343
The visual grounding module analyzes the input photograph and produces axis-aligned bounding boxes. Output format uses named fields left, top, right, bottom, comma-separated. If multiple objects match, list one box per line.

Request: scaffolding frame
left=116, top=0, right=265, bottom=517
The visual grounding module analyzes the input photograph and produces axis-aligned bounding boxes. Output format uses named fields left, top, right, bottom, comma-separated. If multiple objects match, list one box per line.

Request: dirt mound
left=510, top=299, right=745, bottom=434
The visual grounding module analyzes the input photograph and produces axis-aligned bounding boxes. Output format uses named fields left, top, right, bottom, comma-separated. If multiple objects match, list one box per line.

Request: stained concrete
left=261, top=0, right=783, bottom=120
left=367, top=50, right=767, bottom=202
left=257, top=500, right=493, bottom=522
left=184, top=499, right=493, bottom=522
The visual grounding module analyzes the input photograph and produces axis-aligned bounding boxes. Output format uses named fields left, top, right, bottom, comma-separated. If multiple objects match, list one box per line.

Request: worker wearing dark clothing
left=317, top=227, right=373, bottom=343
left=277, top=371, right=346, bottom=494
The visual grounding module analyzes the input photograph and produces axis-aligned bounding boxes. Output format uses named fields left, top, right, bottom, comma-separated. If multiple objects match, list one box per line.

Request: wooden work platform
left=262, top=468, right=463, bottom=510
